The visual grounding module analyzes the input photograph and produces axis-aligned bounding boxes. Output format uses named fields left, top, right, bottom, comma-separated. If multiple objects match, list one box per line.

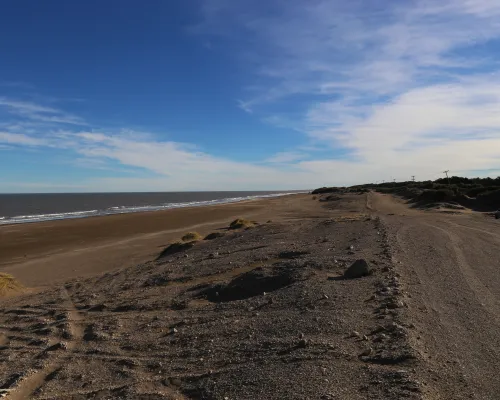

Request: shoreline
left=0, top=193, right=307, bottom=286
left=0, top=191, right=304, bottom=226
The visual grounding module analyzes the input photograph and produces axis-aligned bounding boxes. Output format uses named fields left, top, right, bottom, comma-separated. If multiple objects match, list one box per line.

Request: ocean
left=0, top=191, right=302, bottom=225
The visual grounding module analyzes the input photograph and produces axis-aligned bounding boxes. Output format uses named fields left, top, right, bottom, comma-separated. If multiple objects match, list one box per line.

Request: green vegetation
left=229, top=218, right=254, bottom=229
left=181, top=232, right=202, bottom=242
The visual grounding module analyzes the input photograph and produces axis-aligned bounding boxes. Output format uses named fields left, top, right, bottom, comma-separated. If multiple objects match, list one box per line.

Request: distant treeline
left=312, top=176, right=500, bottom=211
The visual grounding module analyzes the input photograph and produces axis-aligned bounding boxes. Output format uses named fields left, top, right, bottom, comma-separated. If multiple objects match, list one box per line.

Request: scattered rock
left=344, top=259, right=371, bottom=279
left=46, top=342, right=67, bottom=352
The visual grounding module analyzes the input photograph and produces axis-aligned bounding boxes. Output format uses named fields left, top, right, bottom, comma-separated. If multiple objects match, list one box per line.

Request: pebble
left=359, top=347, right=372, bottom=357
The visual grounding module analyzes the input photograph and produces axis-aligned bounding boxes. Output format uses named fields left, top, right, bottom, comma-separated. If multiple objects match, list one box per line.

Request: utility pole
left=411, top=175, right=415, bottom=182
left=393, top=179, right=396, bottom=183
left=443, top=170, right=450, bottom=185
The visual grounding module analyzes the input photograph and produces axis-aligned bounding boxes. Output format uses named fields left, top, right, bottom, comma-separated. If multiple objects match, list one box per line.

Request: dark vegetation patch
left=278, top=250, right=310, bottom=259
left=314, top=176, right=500, bottom=212
left=204, top=232, right=225, bottom=240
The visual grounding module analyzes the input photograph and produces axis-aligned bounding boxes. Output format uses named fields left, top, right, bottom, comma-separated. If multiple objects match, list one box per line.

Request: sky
left=2, top=0, right=500, bottom=192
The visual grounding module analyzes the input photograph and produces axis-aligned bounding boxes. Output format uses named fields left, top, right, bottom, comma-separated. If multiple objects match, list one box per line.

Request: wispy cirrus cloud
left=195, top=0, right=500, bottom=181
left=0, top=131, right=48, bottom=146
left=0, top=97, right=86, bottom=126
left=265, top=151, right=306, bottom=164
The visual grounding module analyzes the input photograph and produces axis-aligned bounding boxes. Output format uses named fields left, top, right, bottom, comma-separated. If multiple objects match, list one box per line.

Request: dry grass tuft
left=229, top=218, right=254, bottom=230
left=181, top=232, right=202, bottom=242
left=0, top=273, right=23, bottom=296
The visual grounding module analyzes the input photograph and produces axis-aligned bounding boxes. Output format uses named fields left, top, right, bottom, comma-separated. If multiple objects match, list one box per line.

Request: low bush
left=181, top=232, right=202, bottom=242
left=229, top=218, right=254, bottom=229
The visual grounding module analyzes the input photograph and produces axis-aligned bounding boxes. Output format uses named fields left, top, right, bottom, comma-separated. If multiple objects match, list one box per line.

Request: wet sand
left=0, top=194, right=307, bottom=286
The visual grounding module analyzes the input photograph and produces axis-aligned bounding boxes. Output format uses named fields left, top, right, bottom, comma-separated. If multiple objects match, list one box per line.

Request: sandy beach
left=0, top=194, right=307, bottom=286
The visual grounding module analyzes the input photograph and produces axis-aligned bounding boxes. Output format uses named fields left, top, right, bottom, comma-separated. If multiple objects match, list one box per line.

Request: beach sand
left=0, top=194, right=309, bottom=287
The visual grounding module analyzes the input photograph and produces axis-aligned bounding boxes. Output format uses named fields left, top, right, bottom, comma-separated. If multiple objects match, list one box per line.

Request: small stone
left=359, top=347, right=372, bottom=357
left=172, top=328, right=178, bottom=334
left=351, top=331, right=361, bottom=338
left=323, top=294, right=329, bottom=299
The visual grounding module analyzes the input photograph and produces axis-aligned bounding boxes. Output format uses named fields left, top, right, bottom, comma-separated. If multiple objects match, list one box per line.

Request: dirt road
left=370, top=192, right=500, bottom=399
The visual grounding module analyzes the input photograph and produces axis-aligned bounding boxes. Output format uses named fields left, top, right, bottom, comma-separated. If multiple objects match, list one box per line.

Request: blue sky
left=2, top=0, right=500, bottom=192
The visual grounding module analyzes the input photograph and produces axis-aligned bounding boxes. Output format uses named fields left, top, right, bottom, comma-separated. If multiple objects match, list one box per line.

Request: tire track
left=423, top=222, right=500, bottom=325
left=4, top=287, right=85, bottom=400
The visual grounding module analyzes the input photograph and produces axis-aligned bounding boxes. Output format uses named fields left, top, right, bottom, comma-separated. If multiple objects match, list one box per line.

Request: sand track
left=373, top=192, right=500, bottom=399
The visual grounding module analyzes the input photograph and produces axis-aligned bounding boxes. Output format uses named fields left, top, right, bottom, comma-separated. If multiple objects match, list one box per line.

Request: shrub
left=417, top=189, right=455, bottom=203
left=0, top=273, right=23, bottom=296
left=229, top=218, right=254, bottom=229
left=204, top=232, right=225, bottom=240
left=181, top=232, right=202, bottom=242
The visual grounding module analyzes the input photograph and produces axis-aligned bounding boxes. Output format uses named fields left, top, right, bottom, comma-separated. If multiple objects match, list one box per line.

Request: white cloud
left=0, top=132, right=48, bottom=146
left=193, top=0, right=500, bottom=183
left=3, top=1, right=500, bottom=191
left=0, top=97, right=86, bottom=126
left=265, top=151, right=306, bottom=164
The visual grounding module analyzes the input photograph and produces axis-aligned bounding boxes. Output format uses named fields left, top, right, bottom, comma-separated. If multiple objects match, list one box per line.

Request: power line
left=443, top=170, right=450, bottom=185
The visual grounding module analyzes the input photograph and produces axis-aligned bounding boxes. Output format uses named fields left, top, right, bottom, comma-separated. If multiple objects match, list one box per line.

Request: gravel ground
left=1, top=192, right=498, bottom=399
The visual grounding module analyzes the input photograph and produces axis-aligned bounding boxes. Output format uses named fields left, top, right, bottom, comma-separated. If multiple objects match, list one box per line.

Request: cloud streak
left=194, top=0, right=500, bottom=182
left=0, top=97, right=86, bottom=126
